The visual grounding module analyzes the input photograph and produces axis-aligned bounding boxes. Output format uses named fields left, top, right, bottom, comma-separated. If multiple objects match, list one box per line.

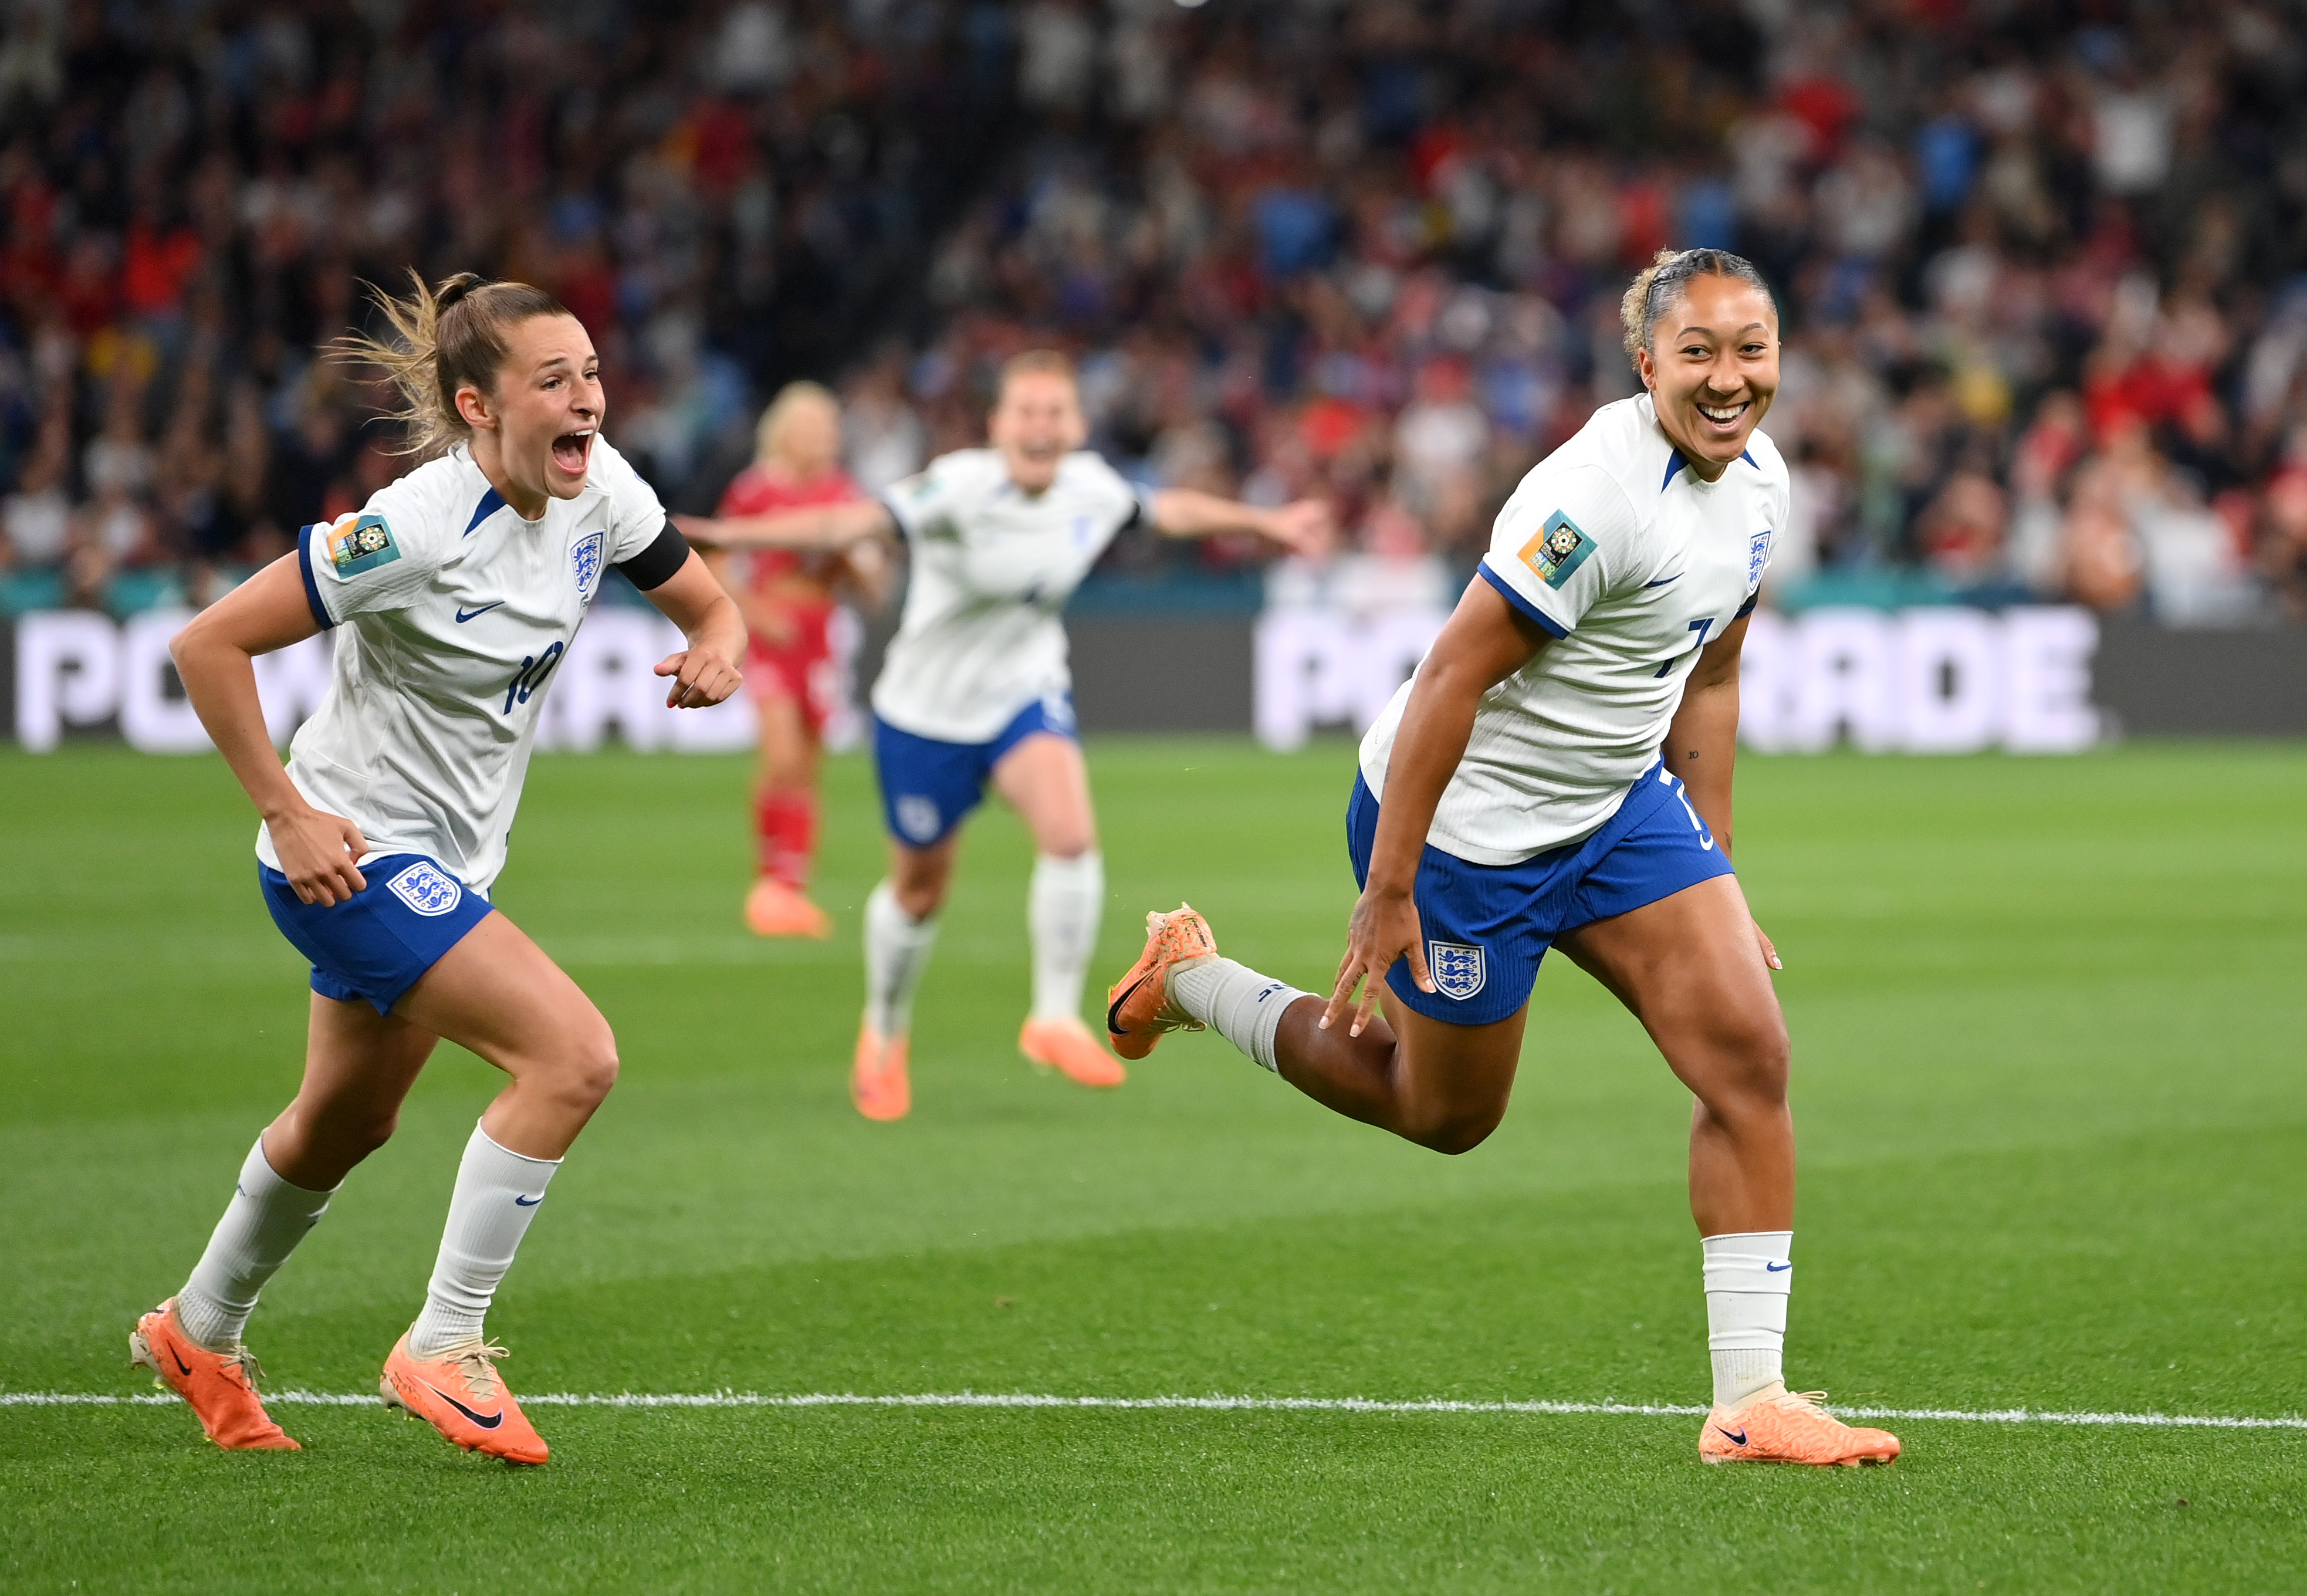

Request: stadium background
left=5, top=3, right=2306, bottom=1592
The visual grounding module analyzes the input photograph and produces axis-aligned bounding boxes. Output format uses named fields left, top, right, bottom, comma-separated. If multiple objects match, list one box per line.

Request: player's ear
left=455, top=383, right=496, bottom=431
left=1635, top=344, right=1657, bottom=395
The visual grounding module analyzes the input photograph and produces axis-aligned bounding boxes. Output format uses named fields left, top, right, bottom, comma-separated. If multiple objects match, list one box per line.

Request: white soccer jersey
left=256, top=438, right=677, bottom=894
left=872, top=447, right=1147, bottom=743
left=1359, top=394, right=1789, bottom=865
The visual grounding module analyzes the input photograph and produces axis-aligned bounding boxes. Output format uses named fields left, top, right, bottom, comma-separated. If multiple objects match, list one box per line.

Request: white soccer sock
left=175, top=1136, right=335, bottom=1351
left=1703, top=1230, right=1792, bottom=1409
left=1027, top=851, right=1104, bottom=1022
left=1169, top=957, right=1307, bottom=1073
left=863, top=879, right=940, bottom=1039
left=408, top=1122, right=560, bottom=1358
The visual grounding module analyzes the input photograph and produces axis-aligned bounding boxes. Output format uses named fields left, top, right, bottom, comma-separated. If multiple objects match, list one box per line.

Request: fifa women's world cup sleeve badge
left=329, top=513, right=402, bottom=576
left=1517, top=510, right=1596, bottom=590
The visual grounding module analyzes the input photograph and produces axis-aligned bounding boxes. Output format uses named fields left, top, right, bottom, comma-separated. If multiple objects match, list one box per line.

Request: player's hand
left=1753, top=918, right=1782, bottom=972
left=655, top=645, right=742, bottom=708
left=1264, top=499, right=1337, bottom=559
left=268, top=803, right=369, bottom=907
left=1322, top=883, right=1432, bottom=1038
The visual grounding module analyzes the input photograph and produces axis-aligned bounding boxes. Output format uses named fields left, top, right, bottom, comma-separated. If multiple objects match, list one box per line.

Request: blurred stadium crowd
left=4, top=0, right=2307, bottom=625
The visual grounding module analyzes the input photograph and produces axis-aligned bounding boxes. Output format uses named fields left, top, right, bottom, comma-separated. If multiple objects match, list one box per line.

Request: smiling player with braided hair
left=1109, top=250, right=1900, bottom=1467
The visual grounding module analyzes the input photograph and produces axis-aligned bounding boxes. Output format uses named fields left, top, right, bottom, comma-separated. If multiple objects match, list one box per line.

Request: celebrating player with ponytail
left=1111, top=251, right=1901, bottom=1468
left=136, top=273, right=743, bottom=1463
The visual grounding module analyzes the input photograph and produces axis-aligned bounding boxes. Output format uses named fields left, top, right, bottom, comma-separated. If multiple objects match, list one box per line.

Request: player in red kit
left=709, top=381, right=888, bottom=938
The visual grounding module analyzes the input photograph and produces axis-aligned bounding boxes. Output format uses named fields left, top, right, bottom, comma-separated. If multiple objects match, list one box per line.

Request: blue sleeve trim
left=1735, top=592, right=1760, bottom=619
left=295, top=523, right=335, bottom=630
left=463, top=487, right=506, bottom=536
left=1477, top=560, right=1569, bottom=638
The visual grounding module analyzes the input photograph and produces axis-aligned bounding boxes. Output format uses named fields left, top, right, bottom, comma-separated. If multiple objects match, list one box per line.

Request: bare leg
left=887, top=832, right=957, bottom=919
left=991, top=732, right=1098, bottom=858
left=260, top=995, right=441, bottom=1190
left=754, top=690, right=823, bottom=803
left=391, top=911, right=622, bottom=1161
left=1268, top=993, right=1527, bottom=1155
left=1555, top=874, right=1792, bottom=1235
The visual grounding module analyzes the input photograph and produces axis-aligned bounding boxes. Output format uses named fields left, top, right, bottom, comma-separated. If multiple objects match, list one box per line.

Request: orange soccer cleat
left=1699, top=1388, right=1901, bottom=1466
left=745, top=876, right=833, bottom=939
left=852, top=1024, right=912, bottom=1121
left=130, top=1299, right=300, bottom=1451
left=1104, top=905, right=1218, bottom=1061
left=1019, top=1015, right=1127, bottom=1088
left=380, top=1334, right=549, bottom=1465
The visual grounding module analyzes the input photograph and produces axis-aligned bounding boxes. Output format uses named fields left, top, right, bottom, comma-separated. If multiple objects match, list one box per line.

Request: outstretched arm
left=638, top=550, right=747, bottom=709
left=1323, top=578, right=1550, bottom=1036
left=170, top=556, right=371, bottom=907
left=674, top=499, right=897, bottom=553
left=1148, top=489, right=1334, bottom=557
left=1661, top=611, right=1778, bottom=969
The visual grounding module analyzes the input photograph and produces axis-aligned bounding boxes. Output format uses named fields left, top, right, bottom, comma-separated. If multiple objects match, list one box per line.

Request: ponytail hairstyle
left=1619, top=248, right=1777, bottom=370
left=334, top=270, right=573, bottom=458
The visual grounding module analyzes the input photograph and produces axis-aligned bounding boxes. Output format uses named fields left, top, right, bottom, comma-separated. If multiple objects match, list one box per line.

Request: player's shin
left=408, top=1122, right=559, bottom=1357
left=1028, top=851, right=1103, bottom=1020
left=1702, top=1230, right=1792, bottom=1408
left=1171, top=959, right=1308, bottom=1073
left=175, top=1135, right=336, bottom=1350
left=864, top=879, right=939, bottom=1037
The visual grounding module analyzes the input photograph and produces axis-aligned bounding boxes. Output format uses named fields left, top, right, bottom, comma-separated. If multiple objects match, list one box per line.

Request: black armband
left=614, top=522, right=692, bottom=591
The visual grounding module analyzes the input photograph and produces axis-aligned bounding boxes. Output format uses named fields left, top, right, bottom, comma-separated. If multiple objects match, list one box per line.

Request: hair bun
left=434, top=272, right=487, bottom=312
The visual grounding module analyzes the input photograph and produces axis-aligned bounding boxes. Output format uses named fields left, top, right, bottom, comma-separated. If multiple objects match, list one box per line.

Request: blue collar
left=1662, top=448, right=1757, bottom=491
left=463, top=486, right=506, bottom=536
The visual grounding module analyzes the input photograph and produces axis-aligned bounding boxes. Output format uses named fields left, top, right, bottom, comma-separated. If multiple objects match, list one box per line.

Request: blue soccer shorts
left=1345, top=762, right=1737, bottom=1027
left=259, top=853, right=495, bottom=1015
left=873, top=692, right=1078, bottom=848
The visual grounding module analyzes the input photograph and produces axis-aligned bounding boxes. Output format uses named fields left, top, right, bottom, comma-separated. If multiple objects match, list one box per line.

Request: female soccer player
left=683, top=351, right=1330, bottom=1121
left=706, top=381, right=884, bottom=939
left=133, top=273, right=743, bottom=1463
left=1109, top=251, right=1901, bottom=1467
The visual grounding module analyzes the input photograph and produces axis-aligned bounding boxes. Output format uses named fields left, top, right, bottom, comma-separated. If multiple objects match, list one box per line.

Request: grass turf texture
left=3, top=738, right=2303, bottom=1594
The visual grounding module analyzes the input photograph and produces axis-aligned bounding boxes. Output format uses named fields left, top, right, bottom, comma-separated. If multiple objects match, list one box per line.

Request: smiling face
left=988, top=370, right=1087, bottom=495
left=1636, top=273, right=1781, bottom=480
left=455, top=314, right=602, bottom=516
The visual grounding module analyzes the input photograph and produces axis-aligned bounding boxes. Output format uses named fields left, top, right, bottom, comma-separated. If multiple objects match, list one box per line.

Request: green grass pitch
left=4, top=736, right=2304, bottom=1592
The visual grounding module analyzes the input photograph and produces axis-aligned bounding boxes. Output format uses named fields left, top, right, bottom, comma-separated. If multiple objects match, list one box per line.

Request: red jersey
left=715, top=465, right=863, bottom=591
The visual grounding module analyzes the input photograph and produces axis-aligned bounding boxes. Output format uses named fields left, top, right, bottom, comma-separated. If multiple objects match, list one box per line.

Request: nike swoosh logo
left=1716, top=1426, right=1748, bottom=1445
left=171, top=1347, right=194, bottom=1377
left=454, top=601, right=506, bottom=623
left=424, top=1382, right=505, bottom=1429
left=514, top=1194, right=542, bottom=1207
left=1766, top=1261, right=1791, bottom=1272
left=1104, top=974, right=1151, bottom=1036
left=1643, top=574, right=1682, bottom=588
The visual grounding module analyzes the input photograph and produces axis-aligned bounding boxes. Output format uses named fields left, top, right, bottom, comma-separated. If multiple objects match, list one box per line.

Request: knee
left=893, top=877, right=946, bottom=919
left=344, top=1108, right=400, bottom=1157
left=541, top=1023, right=620, bottom=1110
left=1403, top=1102, right=1506, bottom=1157
left=1697, top=1014, right=1791, bottom=1118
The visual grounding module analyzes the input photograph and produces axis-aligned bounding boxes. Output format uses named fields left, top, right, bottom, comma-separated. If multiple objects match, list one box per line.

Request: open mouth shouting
left=551, top=427, right=595, bottom=479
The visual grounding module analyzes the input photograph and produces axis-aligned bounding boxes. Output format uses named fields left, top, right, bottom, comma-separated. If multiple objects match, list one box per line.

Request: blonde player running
left=683, top=351, right=1330, bottom=1120
left=1109, top=252, right=1900, bottom=1467
left=135, top=274, right=743, bottom=1463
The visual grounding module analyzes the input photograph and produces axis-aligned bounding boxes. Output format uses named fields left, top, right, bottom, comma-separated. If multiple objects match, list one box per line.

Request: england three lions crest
left=1747, top=529, right=1773, bottom=593
left=571, top=532, right=605, bottom=601
left=387, top=860, right=464, bottom=917
left=1428, top=941, right=1486, bottom=1000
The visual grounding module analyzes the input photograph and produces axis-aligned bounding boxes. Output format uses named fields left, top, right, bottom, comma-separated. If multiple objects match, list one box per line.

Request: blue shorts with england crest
left=873, top=693, right=1078, bottom=848
left=1345, top=762, right=1737, bottom=1027
left=259, top=853, right=495, bottom=1015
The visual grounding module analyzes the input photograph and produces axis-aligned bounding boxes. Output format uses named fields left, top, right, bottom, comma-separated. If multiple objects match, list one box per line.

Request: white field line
left=5, top=1389, right=2306, bottom=1430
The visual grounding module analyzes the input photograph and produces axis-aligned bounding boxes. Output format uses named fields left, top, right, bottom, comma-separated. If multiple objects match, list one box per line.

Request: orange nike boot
left=745, top=875, right=833, bottom=939
left=380, top=1333, right=549, bottom=1465
left=1019, top=1015, right=1126, bottom=1088
left=852, top=1024, right=911, bottom=1121
left=1104, top=905, right=1219, bottom=1061
left=1699, top=1388, right=1900, bottom=1466
left=130, top=1299, right=300, bottom=1451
